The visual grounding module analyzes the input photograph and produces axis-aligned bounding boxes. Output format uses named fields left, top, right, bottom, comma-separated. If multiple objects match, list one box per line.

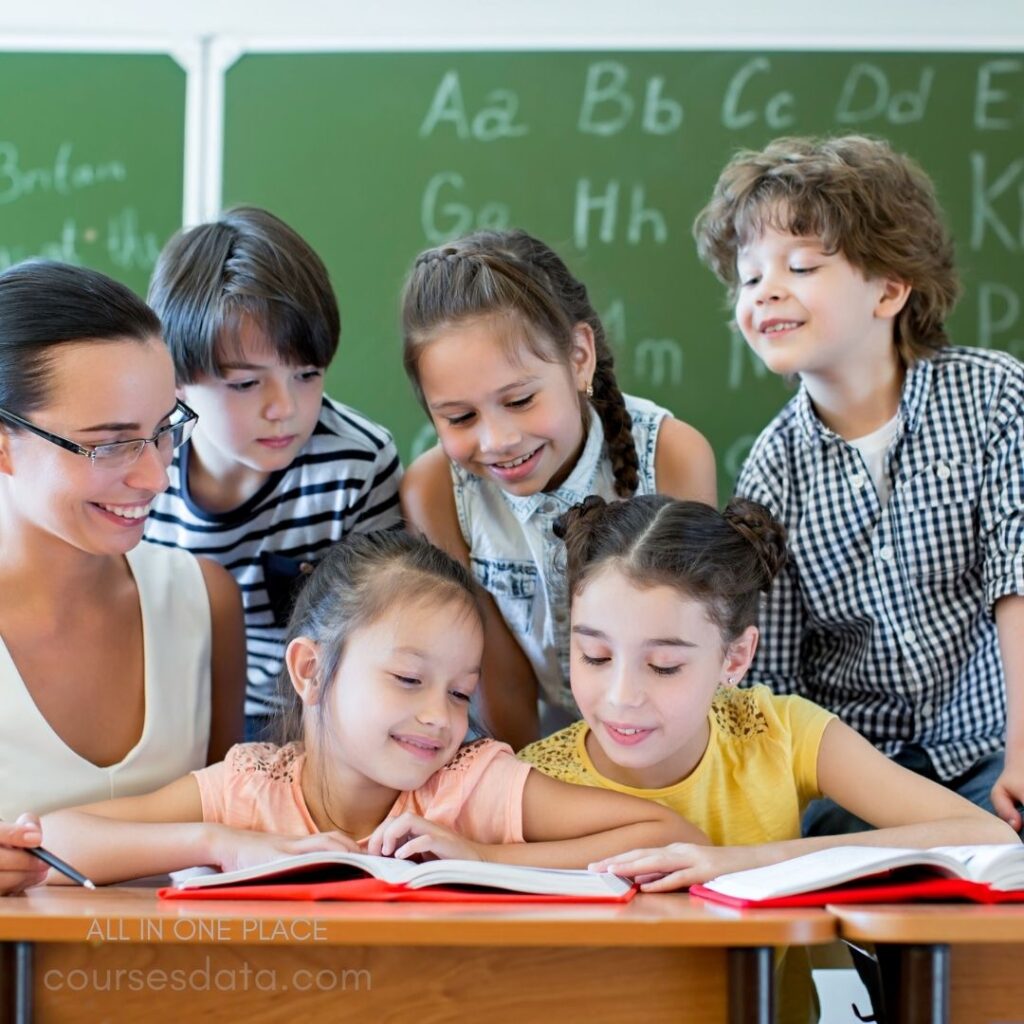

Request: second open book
left=691, top=844, right=1024, bottom=907
left=158, top=851, right=636, bottom=903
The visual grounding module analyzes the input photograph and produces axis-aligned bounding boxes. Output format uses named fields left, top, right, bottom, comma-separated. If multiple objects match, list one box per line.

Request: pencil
left=27, top=846, right=96, bottom=889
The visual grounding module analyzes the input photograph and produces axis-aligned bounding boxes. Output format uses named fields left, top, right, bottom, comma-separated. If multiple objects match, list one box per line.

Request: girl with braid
left=400, top=229, right=716, bottom=749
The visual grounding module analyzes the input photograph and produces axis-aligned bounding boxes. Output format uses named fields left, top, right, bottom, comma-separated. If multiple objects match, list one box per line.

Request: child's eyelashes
left=442, top=395, right=535, bottom=428
left=448, top=690, right=473, bottom=704
left=223, top=368, right=322, bottom=392
left=392, top=674, right=421, bottom=687
left=579, top=652, right=681, bottom=677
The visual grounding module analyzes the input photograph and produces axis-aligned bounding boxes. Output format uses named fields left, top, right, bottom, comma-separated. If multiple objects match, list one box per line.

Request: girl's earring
left=727, top=676, right=735, bottom=685
left=585, top=382, right=594, bottom=399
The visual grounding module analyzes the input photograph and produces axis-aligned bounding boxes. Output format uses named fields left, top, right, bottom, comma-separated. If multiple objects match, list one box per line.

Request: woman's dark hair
left=148, top=206, right=340, bottom=384
left=275, top=530, right=484, bottom=746
left=0, top=260, right=161, bottom=417
left=554, top=495, right=787, bottom=642
left=402, top=228, right=639, bottom=497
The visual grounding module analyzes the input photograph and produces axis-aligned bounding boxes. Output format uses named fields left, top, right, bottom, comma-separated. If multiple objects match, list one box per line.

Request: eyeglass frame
left=0, top=399, right=198, bottom=467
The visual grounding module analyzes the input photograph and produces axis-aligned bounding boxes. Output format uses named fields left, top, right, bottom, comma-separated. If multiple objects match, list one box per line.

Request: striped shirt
left=736, top=347, right=1024, bottom=781
left=145, top=396, right=403, bottom=716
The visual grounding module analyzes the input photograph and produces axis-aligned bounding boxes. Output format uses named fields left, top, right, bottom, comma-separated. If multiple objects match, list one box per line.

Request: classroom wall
left=4, top=0, right=1024, bottom=43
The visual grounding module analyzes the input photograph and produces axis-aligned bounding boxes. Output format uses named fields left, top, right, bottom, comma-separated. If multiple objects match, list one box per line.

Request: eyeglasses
left=0, top=400, right=198, bottom=470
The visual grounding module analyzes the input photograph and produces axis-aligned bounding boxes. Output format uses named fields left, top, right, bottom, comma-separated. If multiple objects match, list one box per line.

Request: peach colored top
left=193, top=739, right=532, bottom=846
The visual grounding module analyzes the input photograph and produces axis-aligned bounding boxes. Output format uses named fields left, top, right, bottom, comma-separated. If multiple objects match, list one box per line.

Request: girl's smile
left=415, top=315, right=593, bottom=497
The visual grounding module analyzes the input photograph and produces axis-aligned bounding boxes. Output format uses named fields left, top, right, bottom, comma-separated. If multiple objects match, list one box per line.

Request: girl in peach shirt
left=41, top=532, right=694, bottom=884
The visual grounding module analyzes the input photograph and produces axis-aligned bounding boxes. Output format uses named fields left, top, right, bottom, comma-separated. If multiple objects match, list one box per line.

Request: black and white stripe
left=737, top=347, right=1024, bottom=781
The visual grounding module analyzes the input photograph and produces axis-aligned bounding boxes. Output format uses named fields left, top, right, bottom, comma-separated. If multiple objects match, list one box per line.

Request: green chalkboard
left=222, top=51, right=1024, bottom=492
left=0, top=51, right=186, bottom=297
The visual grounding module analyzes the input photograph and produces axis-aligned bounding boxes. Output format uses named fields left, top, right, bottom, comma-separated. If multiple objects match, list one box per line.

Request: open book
left=690, top=844, right=1024, bottom=908
left=158, top=851, right=636, bottom=904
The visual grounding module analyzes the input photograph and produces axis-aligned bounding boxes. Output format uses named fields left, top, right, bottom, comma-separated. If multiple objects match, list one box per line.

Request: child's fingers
left=393, top=834, right=438, bottom=861
left=373, top=814, right=427, bottom=857
left=991, top=783, right=1022, bottom=831
left=591, top=850, right=687, bottom=877
left=639, top=869, right=695, bottom=893
left=588, top=847, right=660, bottom=872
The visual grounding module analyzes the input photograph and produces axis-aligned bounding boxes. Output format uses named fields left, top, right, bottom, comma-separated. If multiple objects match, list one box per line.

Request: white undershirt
left=849, top=414, right=900, bottom=505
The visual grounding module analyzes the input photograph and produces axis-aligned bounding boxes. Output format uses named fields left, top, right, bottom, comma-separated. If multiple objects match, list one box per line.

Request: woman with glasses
left=0, top=260, right=245, bottom=840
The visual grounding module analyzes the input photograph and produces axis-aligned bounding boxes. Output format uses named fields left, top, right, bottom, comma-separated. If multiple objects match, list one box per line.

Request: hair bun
left=723, top=498, right=787, bottom=588
left=553, top=494, right=606, bottom=542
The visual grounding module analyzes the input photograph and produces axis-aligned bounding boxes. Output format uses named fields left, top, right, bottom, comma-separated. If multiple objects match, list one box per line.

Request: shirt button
left=879, top=545, right=895, bottom=563
left=902, top=628, right=917, bottom=645
left=935, top=462, right=951, bottom=481
left=851, top=474, right=866, bottom=490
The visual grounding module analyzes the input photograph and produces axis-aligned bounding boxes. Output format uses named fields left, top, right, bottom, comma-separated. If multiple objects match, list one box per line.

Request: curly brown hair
left=402, top=229, right=639, bottom=497
left=693, top=135, right=961, bottom=364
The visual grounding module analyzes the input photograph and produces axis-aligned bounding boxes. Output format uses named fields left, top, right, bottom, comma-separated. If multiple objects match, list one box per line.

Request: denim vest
left=452, top=394, right=668, bottom=713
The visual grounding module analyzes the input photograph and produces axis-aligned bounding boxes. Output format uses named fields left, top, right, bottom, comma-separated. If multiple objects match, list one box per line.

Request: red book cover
left=159, top=877, right=637, bottom=903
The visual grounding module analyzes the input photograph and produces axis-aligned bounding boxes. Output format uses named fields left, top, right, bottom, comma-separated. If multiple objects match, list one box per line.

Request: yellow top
left=519, top=685, right=835, bottom=846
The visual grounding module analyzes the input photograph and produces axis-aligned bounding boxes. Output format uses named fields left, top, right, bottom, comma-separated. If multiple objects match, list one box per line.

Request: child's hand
left=588, top=843, right=758, bottom=892
left=991, top=756, right=1024, bottom=832
left=1, top=814, right=49, bottom=896
left=366, top=813, right=483, bottom=862
left=206, top=824, right=361, bottom=874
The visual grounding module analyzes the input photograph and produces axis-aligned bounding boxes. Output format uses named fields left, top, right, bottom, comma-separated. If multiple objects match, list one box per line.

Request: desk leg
left=876, top=943, right=949, bottom=1024
left=1, top=941, right=33, bottom=1024
left=728, top=946, right=773, bottom=1024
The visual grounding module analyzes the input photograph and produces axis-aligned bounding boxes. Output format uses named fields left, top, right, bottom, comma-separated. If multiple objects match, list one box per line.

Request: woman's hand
left=0, top=815, right=49, bottom=896
left=204, top=824, right=361, bottom=874
left=366, top=812, right=484, bottom=862
left=589, top=843, right=762, bottom=892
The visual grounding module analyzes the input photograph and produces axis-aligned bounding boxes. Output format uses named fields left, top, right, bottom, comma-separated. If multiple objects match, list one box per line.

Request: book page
left=931, top=845, right=1024, bottom=888
left=703, top=846, right=966, bottom=901
left=407, top=859, right=633, bottom=896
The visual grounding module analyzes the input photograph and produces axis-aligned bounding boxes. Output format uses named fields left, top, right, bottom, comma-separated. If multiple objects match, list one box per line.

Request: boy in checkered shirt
left=695, top=135, right=1024, bottom=834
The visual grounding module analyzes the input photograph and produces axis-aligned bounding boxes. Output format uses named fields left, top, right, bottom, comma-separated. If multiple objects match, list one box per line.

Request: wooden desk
left=0, top=888, right=834, bottom=1024
left=831, top=902, right=1024, bottom=1024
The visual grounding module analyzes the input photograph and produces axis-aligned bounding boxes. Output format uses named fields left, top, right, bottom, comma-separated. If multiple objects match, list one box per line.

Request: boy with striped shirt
left=144, top=207, right=402, bottom=739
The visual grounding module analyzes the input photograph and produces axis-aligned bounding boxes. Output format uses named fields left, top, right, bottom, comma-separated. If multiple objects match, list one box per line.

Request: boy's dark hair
left=402, top=228, right=639, bottom=497
left=555, top=494, right=787, bottom=643
left=275, top=530, right=484, bottom=746
left=0, top=260, right=161, bottom=417
left=148, top=206, right=340, bottom=383
left=694, top=135, right=961, bottom=365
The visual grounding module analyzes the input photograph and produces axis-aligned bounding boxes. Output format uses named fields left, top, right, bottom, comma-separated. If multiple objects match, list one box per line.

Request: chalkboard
left=220, top=50, right=1024, bottom=492
left=0, top=50, right=188, bottom=297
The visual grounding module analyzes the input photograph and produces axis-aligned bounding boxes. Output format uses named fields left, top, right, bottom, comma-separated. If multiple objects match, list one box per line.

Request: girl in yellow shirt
left=520, top=495, right=1015, bottom=889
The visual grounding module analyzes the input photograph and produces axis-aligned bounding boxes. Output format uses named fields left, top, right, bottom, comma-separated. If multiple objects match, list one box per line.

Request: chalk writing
left=421, top=172, right=510, bottom=244
left=0, top=142, right=126, bottom=206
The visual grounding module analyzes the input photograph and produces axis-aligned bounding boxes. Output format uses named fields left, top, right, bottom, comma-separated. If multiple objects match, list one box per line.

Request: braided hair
left=402, top=229, right=639, bottom=497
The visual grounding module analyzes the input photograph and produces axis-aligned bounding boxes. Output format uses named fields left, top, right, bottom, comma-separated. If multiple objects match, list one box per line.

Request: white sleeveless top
left=0, top=543, right=212, bottom=819
left=452, top=394, right=668, bottom=714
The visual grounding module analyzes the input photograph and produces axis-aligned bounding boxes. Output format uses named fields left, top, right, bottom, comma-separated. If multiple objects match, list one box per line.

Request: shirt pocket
left=470, top=557, right=538, bottom=635
left=894, top=460, right=980, bottom=580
